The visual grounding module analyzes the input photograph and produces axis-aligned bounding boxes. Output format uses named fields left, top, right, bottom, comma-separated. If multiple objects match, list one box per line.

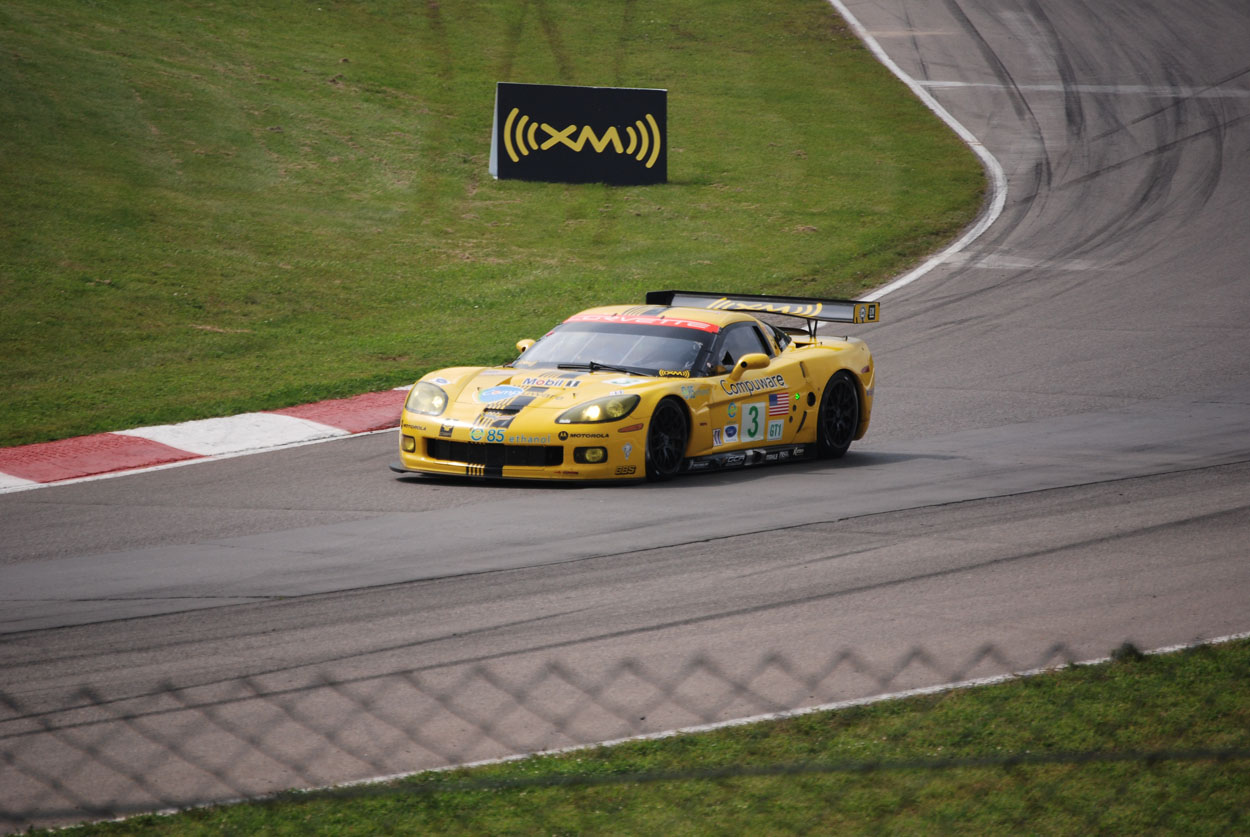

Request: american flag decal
left=768, top=392, right=789, bottom=417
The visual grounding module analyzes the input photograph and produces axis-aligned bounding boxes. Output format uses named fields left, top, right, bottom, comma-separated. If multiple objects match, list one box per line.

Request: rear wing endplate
left=645, top=290, right=879, bottom=324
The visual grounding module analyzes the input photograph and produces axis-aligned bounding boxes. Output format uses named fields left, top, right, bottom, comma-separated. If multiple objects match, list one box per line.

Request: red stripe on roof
left=566, top=313, right=720, bottom=333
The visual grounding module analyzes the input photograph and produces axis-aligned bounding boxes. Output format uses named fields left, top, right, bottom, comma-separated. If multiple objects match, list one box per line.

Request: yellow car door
left=705, top=322, right=803, bottom=451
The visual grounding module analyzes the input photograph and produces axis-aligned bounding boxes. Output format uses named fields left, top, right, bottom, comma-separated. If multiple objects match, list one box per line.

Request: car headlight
left=556, top=394, right=640, bottom=424
left=405, top=381, right=449, bottom=416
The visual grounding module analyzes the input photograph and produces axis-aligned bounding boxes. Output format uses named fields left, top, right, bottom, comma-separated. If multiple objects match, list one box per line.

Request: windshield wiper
left=557, top=361, right=637, bottom=375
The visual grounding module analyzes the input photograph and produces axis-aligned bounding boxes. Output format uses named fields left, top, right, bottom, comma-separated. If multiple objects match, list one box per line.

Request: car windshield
left=513, top=319, right=716, bottom=377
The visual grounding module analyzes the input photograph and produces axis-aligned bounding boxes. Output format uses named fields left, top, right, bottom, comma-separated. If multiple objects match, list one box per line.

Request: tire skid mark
left=534, top=0, right=576, bottom=84
left=256, top=493, right=1250, bottom=676
left=0, top=605, right=594, bottom=710
left=1054, top=87, right=1241, bottom=264
left=890, top=0, right=1243, bottom=307
left=413, top=0, right=456, bottom=223
left=901, top=4, right=931, bottom=83
left=839, top=0, right=1235, bottom=322
left=962, top=0, right=1241, bottom=282
left=942, top=0, right=1053, bottom=187
left=497, top=0, right=576, bottom=86
left=1088, top=65, right=1250, bottom=143
left=422, top=0, right=453, bottom=82
left=495, top=0, right=529, bottom=82
left=613, top=0, right=638, bottom=87
left=1061, top=7, right=1240, bottom=264
left=1021, top=0, right=1084, bottom=143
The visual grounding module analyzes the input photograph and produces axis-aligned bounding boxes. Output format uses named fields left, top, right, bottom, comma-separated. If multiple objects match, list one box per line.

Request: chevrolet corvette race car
left=390, top=290, right=878, bottom=482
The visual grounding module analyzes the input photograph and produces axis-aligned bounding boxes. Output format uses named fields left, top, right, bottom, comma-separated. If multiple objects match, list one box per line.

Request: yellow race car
left=391, top=290, right=878, bottom=481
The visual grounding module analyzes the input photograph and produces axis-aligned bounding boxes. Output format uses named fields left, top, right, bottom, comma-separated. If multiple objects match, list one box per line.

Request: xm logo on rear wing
left=647, top=290, right=880, bottom=325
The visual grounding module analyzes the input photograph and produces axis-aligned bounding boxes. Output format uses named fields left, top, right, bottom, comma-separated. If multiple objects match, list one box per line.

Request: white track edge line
left=824, top=0, right=1007, bottom=303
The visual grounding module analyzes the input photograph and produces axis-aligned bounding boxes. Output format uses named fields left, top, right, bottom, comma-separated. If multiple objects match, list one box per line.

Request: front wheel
left=645, top=398, right=688, bottom=480
left=817, top=371, right=860, bottom=458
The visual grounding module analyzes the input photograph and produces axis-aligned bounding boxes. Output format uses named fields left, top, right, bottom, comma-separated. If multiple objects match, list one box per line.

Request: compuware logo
left=490, top=82, right=667, bottom=185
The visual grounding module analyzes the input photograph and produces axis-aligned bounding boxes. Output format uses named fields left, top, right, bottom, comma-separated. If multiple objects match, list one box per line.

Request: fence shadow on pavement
left=2, top=640, right=1247, bottom=833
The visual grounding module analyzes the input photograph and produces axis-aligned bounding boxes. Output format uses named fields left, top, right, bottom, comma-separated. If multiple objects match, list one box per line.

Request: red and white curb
left=0, top=388, right=407, bottom=494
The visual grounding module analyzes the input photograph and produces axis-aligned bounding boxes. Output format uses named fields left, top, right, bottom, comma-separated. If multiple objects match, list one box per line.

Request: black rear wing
left=645, top=290, right=880, bottom=325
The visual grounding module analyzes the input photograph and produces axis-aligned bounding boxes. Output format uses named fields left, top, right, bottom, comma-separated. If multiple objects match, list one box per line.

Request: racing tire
left=645, top=397, right=688, bottom=481
left=817, top=371, right=859, bottom=459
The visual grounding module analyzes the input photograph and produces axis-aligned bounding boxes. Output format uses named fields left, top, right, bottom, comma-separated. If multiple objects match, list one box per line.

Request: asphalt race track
left=3, top=0, right=1249, bottom=829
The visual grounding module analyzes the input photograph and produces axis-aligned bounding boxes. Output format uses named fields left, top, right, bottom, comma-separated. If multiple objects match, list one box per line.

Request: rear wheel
left=645, top=398, right=688, bottom=480
left=817, top=371, right=859, bottom=458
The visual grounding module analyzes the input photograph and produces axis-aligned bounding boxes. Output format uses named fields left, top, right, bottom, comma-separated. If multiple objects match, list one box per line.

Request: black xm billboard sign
left=490, top=82, right=667, bottom=185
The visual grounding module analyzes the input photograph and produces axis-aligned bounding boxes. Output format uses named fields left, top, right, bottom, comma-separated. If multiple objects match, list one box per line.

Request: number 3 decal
left=742, top=402, right=765, bottom=442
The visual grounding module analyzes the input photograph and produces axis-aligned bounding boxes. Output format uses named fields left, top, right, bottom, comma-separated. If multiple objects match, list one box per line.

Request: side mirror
left=726, top=352, right=770, bottom=382
left=516, top=339, right=535, bottom=354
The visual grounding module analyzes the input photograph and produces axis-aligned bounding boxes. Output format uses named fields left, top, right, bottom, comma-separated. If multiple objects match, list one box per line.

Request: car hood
left=429, top=367, right=656, bottom=413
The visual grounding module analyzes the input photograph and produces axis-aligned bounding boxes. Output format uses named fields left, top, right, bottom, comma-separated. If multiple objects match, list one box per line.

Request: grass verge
left=0, top=0, right=984, bottom=446
left=42, top=639, right=1249, bottom=834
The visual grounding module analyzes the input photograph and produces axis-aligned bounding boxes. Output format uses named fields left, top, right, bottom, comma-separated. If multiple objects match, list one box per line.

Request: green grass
left=45, top=640, right=1250, bottom=835
left=0, top=0, right=984, bottom=446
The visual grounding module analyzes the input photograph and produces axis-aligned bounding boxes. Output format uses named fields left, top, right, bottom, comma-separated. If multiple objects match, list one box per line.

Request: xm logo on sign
left=501, top=109, right=663, bottom=170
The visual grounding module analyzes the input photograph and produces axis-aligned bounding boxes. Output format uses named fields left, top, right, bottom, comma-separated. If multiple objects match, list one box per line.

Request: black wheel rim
left=822, top=377, right=857, bottom=448
left=648, top=402, right=686, bottom=474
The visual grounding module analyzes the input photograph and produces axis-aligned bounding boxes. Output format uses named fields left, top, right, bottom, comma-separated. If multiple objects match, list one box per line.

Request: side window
left=768, top=324, right=792, bottom=353
left=715, top=324, right=772, bottom=370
